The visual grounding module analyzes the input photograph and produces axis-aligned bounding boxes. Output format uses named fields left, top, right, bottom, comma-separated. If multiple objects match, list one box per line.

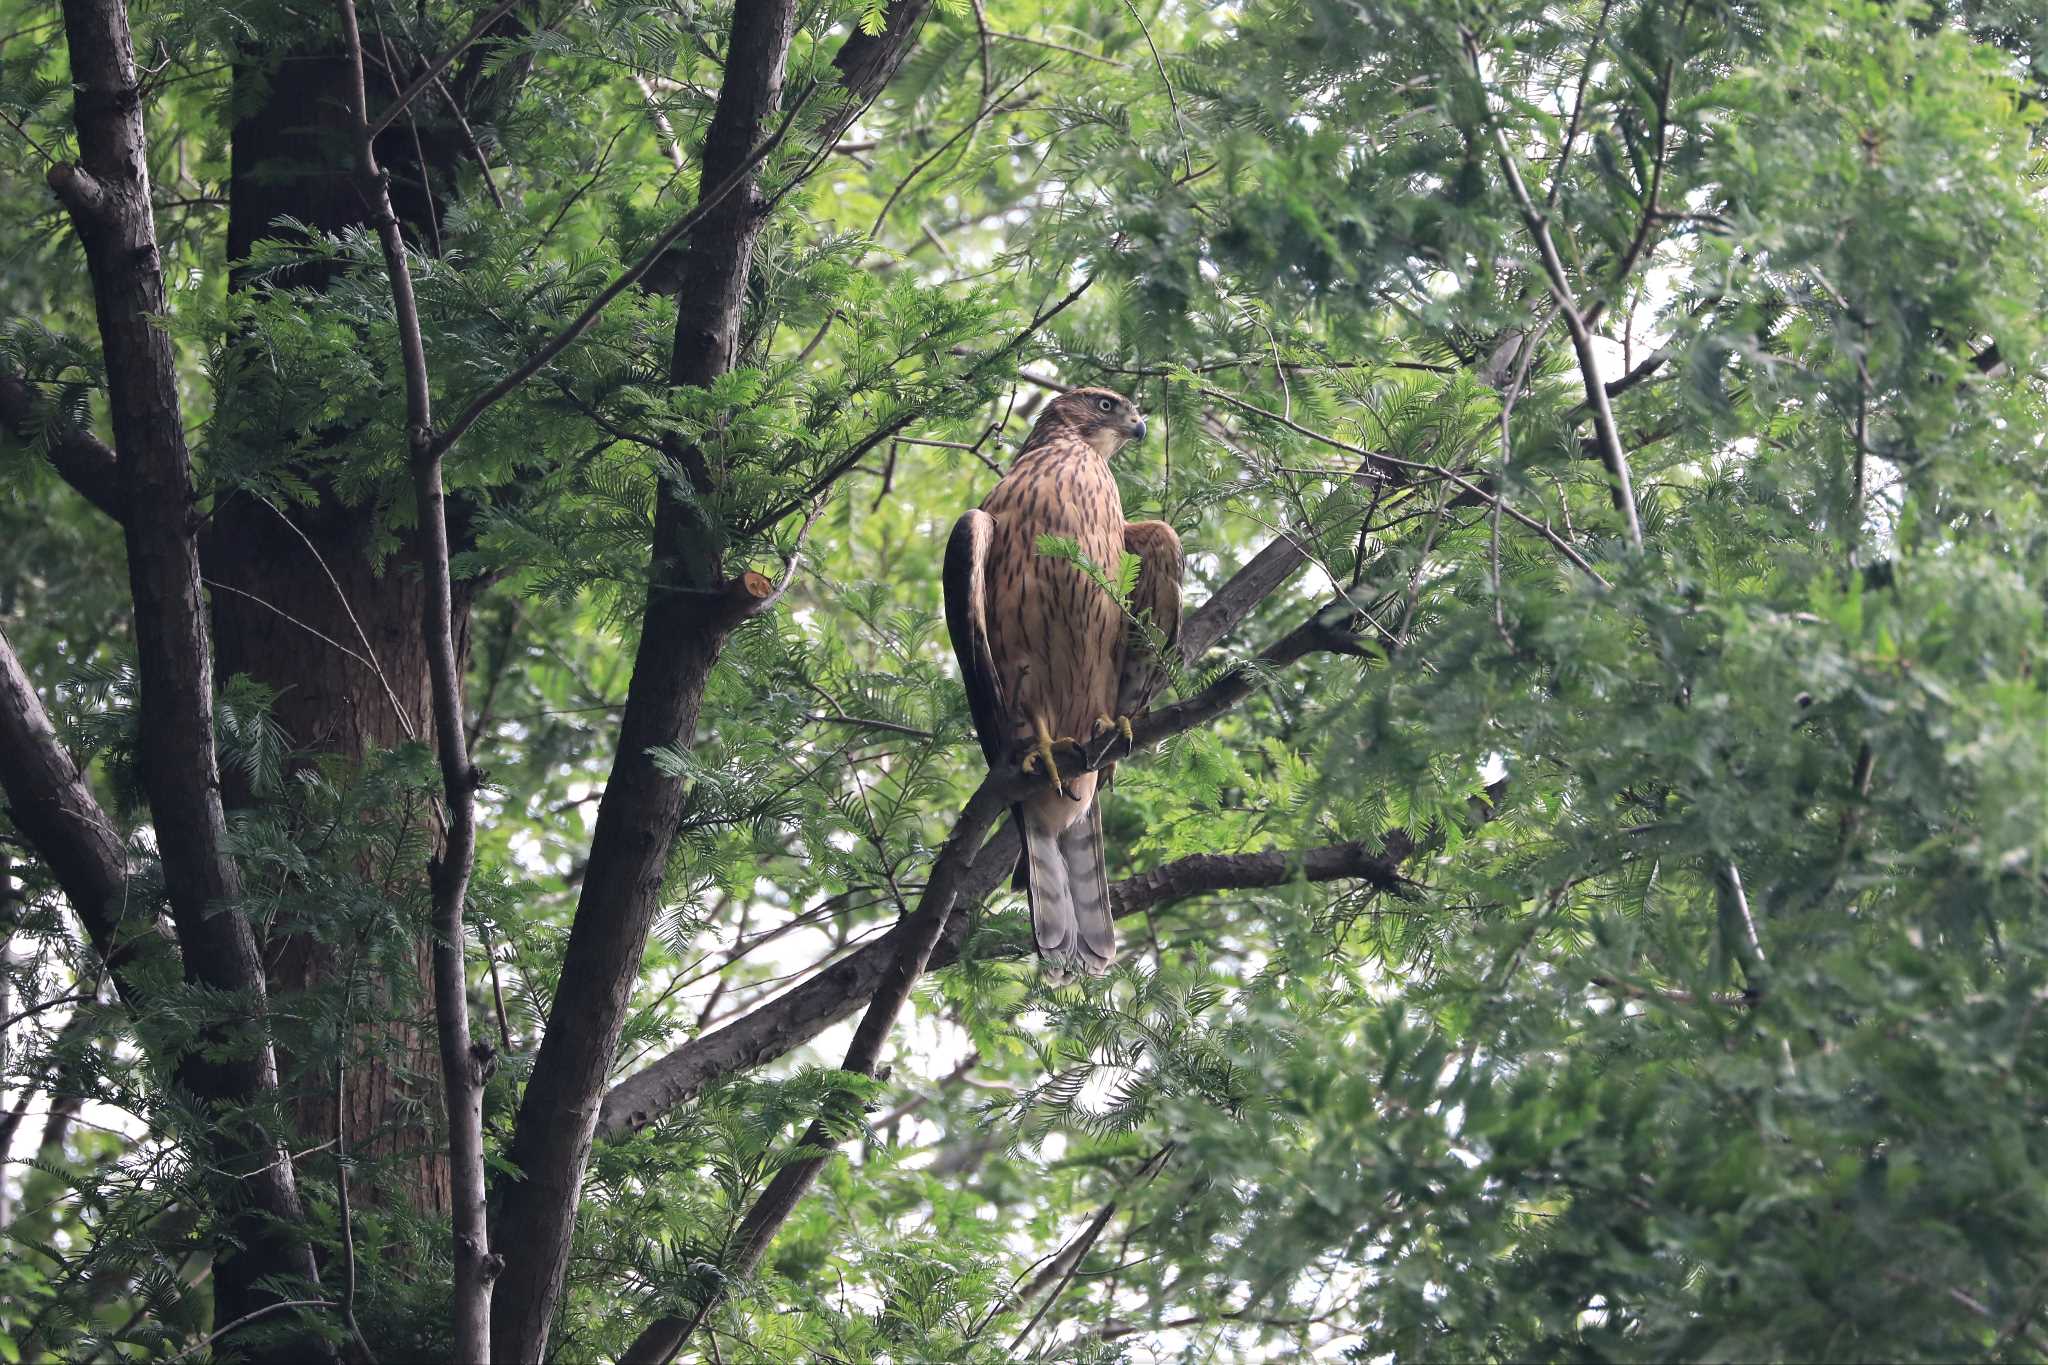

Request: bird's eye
left=1097, top=397, right=1114, bottom=412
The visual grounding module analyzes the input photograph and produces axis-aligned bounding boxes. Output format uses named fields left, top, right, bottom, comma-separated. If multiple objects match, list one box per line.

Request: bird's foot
left=1019, top=729, right=1085, bottom=799
left=1088, top=713, right=1139, bottom=762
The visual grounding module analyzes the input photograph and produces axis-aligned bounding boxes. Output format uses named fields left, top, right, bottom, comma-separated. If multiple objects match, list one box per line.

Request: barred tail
left=1023, top=796, right=1116, bottom=976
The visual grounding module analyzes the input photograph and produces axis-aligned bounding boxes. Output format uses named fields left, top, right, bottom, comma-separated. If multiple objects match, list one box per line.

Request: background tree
left=1, top=0, right=2045, bottom=1360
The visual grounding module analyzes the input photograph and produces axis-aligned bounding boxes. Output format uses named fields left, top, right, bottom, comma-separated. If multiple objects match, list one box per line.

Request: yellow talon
left=1026, top=720, right=1070, bottom=797
left=1090, top=713, right=1137, bottom=757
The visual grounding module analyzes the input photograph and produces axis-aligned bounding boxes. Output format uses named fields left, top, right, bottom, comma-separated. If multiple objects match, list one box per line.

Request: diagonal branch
left=1462, top=31, right=1643, bottom=551
left=338, top=0, right=494, bottom=1355
left=596, top=514, right=1349, bottom=1140
left=0, top=626, right=164, bottom=997
left=0, top=369, right=123, bottom=521
left=1199, top=385, right=1611, bottom=585
left=823, top=0, right=933, bottom=144
left=428, top=77, right=819, bottom=460
left=617, top=779, right=1015, bottom=1364
left=362, top=0, right=523, bottom=141
left=599, top=600, right=1401, bottom=1140
left=613, top=595, right=1412, bottom=1357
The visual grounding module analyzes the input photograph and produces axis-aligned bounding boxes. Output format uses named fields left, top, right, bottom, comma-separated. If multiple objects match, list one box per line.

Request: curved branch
left=0, top=626, right=157, bottom=992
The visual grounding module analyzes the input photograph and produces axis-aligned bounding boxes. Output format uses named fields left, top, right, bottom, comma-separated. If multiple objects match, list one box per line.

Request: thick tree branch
left=489, top=6, right=802, bottom=1359
left=0, top=626, right=161, bottom=994
left=49, top=0, right=324, bottom=1343
left=338, top=0, right=494, bottom=1355
left=597, top=832, right=1407, bottom=1135
left=0, top=369, right=123, bottom=521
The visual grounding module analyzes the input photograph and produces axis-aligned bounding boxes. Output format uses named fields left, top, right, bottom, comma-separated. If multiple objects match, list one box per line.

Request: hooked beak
left=1130, top=415, right=1148, bottom=443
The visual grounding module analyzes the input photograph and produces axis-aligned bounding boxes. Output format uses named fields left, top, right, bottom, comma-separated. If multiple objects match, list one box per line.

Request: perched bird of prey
left=944, top=387, right=1184, bottom=974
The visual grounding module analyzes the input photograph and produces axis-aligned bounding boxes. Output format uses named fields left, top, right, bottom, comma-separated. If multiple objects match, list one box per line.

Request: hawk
left=944, top=387, right=1184, bottom=974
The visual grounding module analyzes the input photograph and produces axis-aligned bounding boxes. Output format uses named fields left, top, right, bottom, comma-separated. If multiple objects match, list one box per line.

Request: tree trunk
left=216, top=42, right=476, bottom=1218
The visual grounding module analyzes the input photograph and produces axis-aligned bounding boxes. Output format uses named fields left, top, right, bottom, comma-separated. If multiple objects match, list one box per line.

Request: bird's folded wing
left=943, top=508, right=1009, bottom=768
left=1118, top=519, right=1185, bottom=716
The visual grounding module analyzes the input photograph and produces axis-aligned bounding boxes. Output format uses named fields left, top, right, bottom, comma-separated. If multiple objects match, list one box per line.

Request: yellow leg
left=1020, top=717, right=1070, bottom=797
left=1091, top=713, right=1138, bottom=759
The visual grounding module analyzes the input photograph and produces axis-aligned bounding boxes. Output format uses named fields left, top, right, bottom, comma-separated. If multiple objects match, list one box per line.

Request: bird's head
left=1037, top=387, right=1147, bottom=457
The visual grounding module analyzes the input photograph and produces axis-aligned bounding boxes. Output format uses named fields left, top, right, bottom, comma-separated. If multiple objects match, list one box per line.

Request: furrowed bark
left=488, top=5, right=801, bottom=1359
left=220, top=25, right=485, bottom=1217
left=338, top=0, right=495, bottom=1355
left=46, top=0, right=324, bottom=1346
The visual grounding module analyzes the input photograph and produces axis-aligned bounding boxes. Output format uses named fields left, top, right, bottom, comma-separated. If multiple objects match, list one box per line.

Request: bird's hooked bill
left=1132, top=415, right=1148, bottom=442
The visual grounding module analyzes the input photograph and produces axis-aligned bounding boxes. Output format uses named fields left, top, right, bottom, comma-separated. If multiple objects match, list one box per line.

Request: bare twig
left=339, top=2, right=494, bottom=1354
left=1464, top=32, right=1643, bottom=550
left=164, top=1303, right=337, bottom=1363
left=987, top=26, right=1131, bottom=69
left=1198, top=384, right=1611, bottom=584
left=869, top=64, right=1042, bottom=236
left=1547, top=0, right=1614, bottom=211
left=253, top=494, right=417, bottom=739
left=363, top=0, right=523, bottom=141
left=1120, top=0, right=1191, bottom=181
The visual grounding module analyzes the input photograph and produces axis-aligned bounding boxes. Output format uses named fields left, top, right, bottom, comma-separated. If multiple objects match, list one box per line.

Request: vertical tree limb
left=45, top=0, right=325, bottom=1345
left=488, top=5, right=802, bottom=1359
left=337, top=0, right=494, bottom=1355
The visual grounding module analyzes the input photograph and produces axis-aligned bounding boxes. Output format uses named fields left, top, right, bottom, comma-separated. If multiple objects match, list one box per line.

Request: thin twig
left=364, top=0, right=522, bottom=141
left=253, top=494, right=416, bottom=740
left=165, top=1302, right=338, bottom=1363
left=1464, top=32, right=1643, bottom=550
left=986, top=27, right=1131, bottom=68
left=433, top=82, right=822, bottom=458
left=1120, top=0, right=1191, bottom=181
left=869, top=65, right=1042, bottom=236
left=1547, top=0, right=1614, bottom=211
left=1197, top=385, right=1611, bottom=585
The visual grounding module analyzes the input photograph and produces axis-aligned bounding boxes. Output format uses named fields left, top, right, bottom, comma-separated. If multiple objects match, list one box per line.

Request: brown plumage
left=944, top=387, right=1184, bottom=974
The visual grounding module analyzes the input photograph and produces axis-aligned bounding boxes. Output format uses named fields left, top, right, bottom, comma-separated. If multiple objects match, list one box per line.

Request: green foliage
left=2, top=0, right=2047, bottom=1360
